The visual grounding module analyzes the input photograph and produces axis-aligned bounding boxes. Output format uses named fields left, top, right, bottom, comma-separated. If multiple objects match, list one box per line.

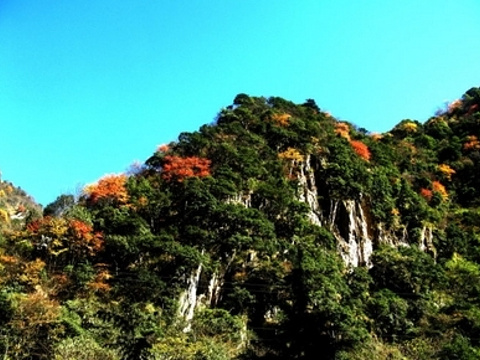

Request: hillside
left=1, top=87, right=480, bottom=359
left=0, top=179, right=41, bottom=231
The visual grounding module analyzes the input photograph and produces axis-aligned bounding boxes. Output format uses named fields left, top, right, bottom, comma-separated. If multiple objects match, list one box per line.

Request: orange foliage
left=438, top=164, right=456, bottom=180
left=19, top=259, right=46, bottom=287
left=162, top=155, right=211, bottom=182
left=26, top=217, right=69, bottom=258
left=26, top=219, right=41, bottom=233
left=0, top=254, right=18, bottom=265
left=271, top=113, right=291, bottom=126
left=464, top=135, right=480, bottom=150
left=48, top=274, right=70, bottom=296
left=26, top=217, right=103, bottom=260
left=13, top=290, right=60, bottom=328
left=0, top=256, right=47, bottom=290
left=0, top=255, right=20, bottom=285
left=350, top=140, right=371, bottom=161
left=278, top=147, right=304, bottom=162
left=420, top=188, right=433, bottom=201
left=88, top=268, right=112, bottom=292
left=157, top=144, right=170, bottom=153
left=335, top=122, right=351, bottom=140
left=68, top=219, right=104, bottom=257
left=432, top=181, right=448, bottom=200
left=448, top=99, right=462, bottom=113
left=84, top=174, right=128, bottom=204
left=69, top=219, right=92, bottom=238
left=27, top=216, right=68, bottom=237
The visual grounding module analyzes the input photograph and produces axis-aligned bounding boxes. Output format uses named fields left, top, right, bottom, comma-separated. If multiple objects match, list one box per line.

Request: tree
left=350, top=140, right=371, bottom=161
left=283, top=241, right=368, bottom=359
left=162, top=155, right=211, bottom=182
left=84, top=174, right=129, bottom=205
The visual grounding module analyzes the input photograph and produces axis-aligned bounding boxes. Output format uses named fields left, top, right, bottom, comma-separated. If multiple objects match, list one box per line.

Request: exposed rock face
left=376, top=224, right=409, bottom=248
left=297, top=155, right=322, bottom=226
left=226, top=192, right=252, bottom=208
left=326, top=199, right=373, bottom=267
left=178, top=252, right=235, bottom=324
left=420, top=225, right=436, bottom=258
left=295, top=155, right=434, bottom=268
left=295, top=157, right=376, bottom=267
left=178, top=262, right=203, bottom=327
left=205, top=271, right=222, bottom=306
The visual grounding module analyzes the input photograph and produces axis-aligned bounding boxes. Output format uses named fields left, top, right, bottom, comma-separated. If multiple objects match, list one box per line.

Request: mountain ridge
left=1, top=87, right=480, bottom=359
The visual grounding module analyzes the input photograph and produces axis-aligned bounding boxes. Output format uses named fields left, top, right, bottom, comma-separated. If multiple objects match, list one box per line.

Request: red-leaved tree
left=162, top=155, right=211, bottom=182
left=420, top=188, right=433, bottom=201
left=68, top=219, right=104, bottom=258
left=350, top=140, right=371, bottom=161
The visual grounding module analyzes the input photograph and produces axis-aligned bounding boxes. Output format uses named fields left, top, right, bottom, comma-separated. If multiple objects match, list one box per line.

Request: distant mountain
left=0, top=178, right=42, bottom=231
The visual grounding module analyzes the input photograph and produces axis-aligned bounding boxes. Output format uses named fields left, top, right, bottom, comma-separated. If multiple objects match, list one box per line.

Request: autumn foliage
left=447, top=99, right=462, bottom=113
left=464, top=135, right=480, bottom=151
left=84, top=174, right=129, bottom=204
left=420, top=188, right=433, bottom=201
left=157, top=144, right=170, bottom=153
left=401, top=121, right=418, bottom=133
left=26, top=216, right=103, bottom=260
left=420, top=181, right=448, bottom=202
left=88, top=266, right=112, bottom=292
left=335, top=122, right=351, bottom=140
left=26, top=216, right=68, bottom=236
left=278, top=147, right=304, bottom=162
left=350, top=140, right=371, bottom=161
left=162, top=155, right=211, bottom=182
left=68, top=219, right=104, bottom=257
left=0, top=208, right=9, bottom=224
left=432, top=180, right=448, bottom=200
left=271, top=113, right=291, bottom=127
left=438, top=164, right=456, bottom=180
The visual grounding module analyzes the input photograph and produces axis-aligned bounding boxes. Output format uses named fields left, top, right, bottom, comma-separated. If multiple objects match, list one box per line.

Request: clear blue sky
left=1, top=1, right=480, bottom=206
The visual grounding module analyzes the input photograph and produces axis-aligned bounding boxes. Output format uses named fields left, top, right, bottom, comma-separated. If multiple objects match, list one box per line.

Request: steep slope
left=0, top=178, right=42, bottom=231
left=1, top=88, right=480, bottom=359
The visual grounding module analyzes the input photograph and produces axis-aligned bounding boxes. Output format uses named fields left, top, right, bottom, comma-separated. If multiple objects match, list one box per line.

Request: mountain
left=1, top=87, right=480, bottom=359
left=0, top=178, right=42, bottom=232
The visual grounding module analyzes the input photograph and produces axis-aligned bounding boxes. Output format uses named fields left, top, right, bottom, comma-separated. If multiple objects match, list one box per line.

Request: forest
left=1, top=87, right=480, bottom=359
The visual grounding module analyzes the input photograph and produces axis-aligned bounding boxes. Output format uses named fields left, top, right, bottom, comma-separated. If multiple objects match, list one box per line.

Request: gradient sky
left=1, top=1, right=480, bottom=206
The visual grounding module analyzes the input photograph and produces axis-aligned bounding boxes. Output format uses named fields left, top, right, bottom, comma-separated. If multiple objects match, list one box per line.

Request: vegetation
left=1, top=87, right=480, bottom=359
